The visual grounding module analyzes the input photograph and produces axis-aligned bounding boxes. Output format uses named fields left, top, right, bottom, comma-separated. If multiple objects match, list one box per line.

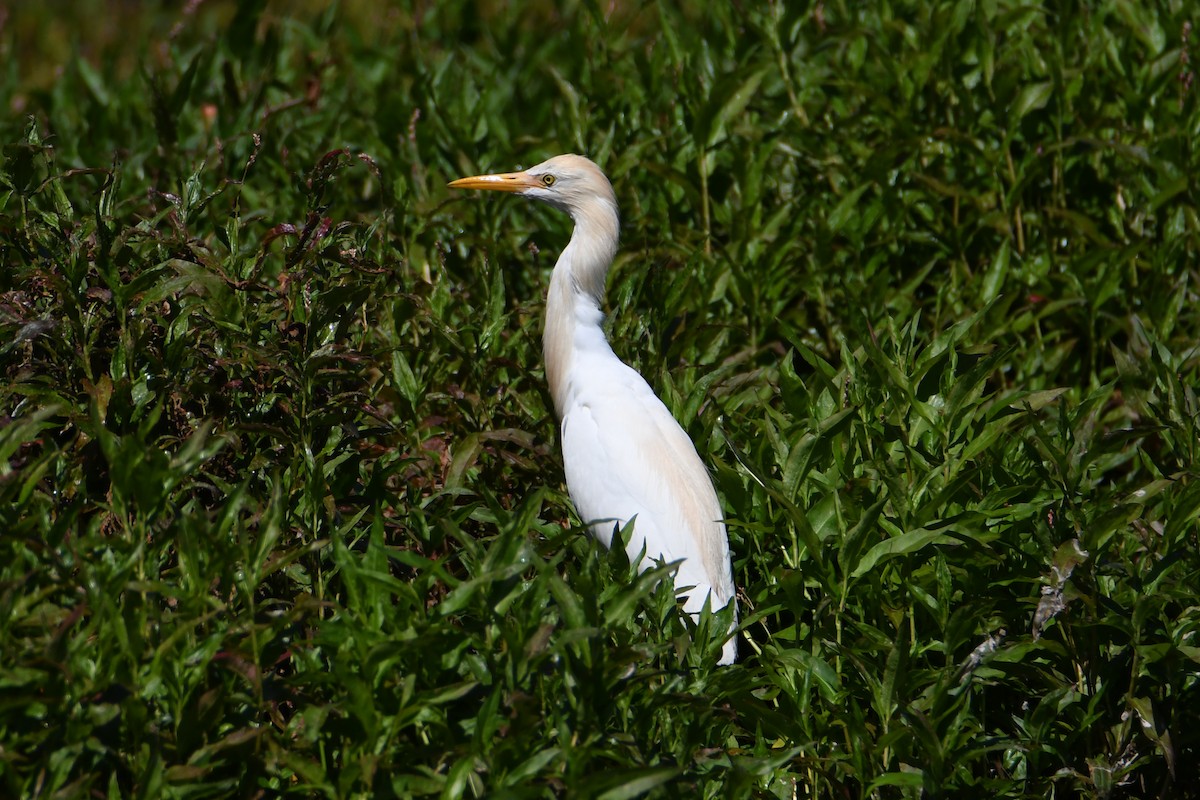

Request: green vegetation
left=2, top=1, right=1198, bottom=796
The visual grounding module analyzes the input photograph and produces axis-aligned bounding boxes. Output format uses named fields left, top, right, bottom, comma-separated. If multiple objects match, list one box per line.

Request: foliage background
left=2, top=0, right=1198, bottom=797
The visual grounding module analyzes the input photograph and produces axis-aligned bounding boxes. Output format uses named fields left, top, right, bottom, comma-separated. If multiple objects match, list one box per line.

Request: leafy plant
left=2, top=1, right=1197, bottom=797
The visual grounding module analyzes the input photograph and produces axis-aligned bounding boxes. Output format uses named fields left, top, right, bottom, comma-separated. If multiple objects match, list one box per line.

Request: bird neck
left=543, top=201, right=620, bottom=416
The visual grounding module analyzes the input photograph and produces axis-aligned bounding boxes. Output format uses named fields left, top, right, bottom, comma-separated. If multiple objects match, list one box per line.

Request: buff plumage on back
left=449, top=154, right=738, bottom=665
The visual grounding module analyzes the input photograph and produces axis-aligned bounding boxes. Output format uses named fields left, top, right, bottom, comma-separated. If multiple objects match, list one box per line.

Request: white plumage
left=449, top=154, right=737, bottom=664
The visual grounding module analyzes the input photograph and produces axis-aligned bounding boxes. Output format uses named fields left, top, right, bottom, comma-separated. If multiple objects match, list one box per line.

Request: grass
left=2, top=0, right=1199, bottom=797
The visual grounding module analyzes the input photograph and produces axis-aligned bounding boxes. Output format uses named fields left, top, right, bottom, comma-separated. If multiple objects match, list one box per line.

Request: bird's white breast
left=558, top=349, right=734, bottom=615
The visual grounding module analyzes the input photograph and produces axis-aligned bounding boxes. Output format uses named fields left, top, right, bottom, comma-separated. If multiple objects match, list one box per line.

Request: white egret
left=449, top=154, right=737, bottom=664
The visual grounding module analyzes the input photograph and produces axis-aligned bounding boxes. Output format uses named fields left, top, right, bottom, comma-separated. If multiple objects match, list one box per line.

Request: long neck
left=543, top=200, right=620, bottom=416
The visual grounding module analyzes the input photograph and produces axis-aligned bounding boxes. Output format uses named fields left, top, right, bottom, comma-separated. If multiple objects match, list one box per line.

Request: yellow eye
left=542, top=174, right=556, bottom=187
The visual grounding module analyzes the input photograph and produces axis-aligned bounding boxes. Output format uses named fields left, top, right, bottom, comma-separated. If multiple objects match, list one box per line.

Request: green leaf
left=851, top=529, right=960, bottom=579
left=595, top=767, right=681, bottom=800
left=1010, top=81, right=1053, bottom=123
left=696, top=67, right=768, bottom=149
left=828, top=184, right=872, bottom=234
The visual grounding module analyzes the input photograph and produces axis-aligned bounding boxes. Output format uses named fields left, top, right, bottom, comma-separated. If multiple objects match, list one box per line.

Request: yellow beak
left=447, top=169, right=540, bottom=193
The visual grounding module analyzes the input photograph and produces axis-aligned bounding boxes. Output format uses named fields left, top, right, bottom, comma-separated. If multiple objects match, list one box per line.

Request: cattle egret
left=449, top=154, right=737, bottom=664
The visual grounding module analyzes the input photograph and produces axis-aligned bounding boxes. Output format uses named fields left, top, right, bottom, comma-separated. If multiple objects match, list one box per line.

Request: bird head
left=448, top=154, right=617, bottom=221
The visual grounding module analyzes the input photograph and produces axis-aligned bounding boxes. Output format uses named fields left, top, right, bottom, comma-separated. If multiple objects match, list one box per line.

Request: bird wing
left=559, top=357, right=734, bottom=613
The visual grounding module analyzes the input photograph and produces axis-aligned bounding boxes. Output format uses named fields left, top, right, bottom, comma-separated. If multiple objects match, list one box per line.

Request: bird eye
left=542, top=174, right=556, bottom=187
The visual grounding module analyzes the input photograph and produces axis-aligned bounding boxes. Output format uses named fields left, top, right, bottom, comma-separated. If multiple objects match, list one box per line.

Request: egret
left=449, top=154, right=737, bottom=665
